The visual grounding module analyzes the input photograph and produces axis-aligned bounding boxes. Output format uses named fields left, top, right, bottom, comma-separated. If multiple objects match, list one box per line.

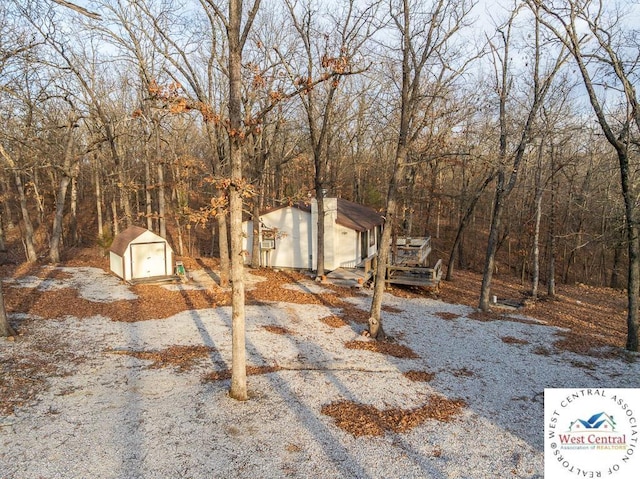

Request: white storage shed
left=109, top=226, right=174, bottom=281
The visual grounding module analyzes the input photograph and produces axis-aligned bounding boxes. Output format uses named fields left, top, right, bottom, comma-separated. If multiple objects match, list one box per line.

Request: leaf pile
left=111, top=345, right=217, bottom=371
left=501, top=336, right=530, bottom=345
left=0, top=324, right=83, bottom=416
left=320, top=315, right=348, bottom=328
left=403, top=370, right=436, bottom=382
left=321, top=395, right=466, bottom=437
left=344, top=340, right=419, bottom=359
left=5, top=283, right=229, bottom=323
left=435, top=311, right=461, bottom=321
left=202, top=365, right=282, bottom=382
left=262, top=325, right=292, bottom=335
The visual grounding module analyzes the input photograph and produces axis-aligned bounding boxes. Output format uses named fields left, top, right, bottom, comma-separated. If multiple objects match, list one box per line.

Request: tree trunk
left=316, top=194, right=325, bottom=277
left=50, top=122, right=76, bottom=263
left=531, top=142, right=544, bottom=299
left=157, top=161, right=166, bottom=239
left=94, top=159, right=104, bottom=239
left=15, top=171, right=37, bottom=262
left=446, top=174, right=493, bottom=281
left=0, top=213, right=5, bottom=252
left=118, top=166, right=132, bottom=229
left=70, top=174, right=78, bottom=245
left=618, top=151, right=639, bottom=351
left=1, top=177, right=14, bottom=231
left=547, top=147, right=557, bottom=297
left=479, top=174, right=505, bottom=310
left=49, top=174, right=71, bottom=264
left=227, top=0, right=257, bottom=401
left=0, top=283, right=16, bottom=337
left=145, top=159, right=153, bottom=231
left=369, top=147, right=406, bottom=340
left=251, top=200, right=261, bottom=268
left=111, top=197, right=119, bottom=236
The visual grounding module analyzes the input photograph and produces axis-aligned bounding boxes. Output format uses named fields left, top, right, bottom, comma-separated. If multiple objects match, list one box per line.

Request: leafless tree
left=528, top=0, right=640, bottom=351
left=282, top=0, right=379, bottom=278
left=478, top=2, right=568, bottom=311
left=368, top=0, right=477, bottom=339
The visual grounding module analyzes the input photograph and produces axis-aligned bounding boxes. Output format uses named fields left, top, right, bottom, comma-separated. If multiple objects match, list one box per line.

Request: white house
left=109, top=226, right=174, bottom=281
left=242, top=198, right=384, bottom=271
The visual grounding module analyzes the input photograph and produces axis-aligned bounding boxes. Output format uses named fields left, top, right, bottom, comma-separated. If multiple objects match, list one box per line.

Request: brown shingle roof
left=258, top=198, right=384, bottom=232
left=336, top=198, right=384, bottom=232
left=109, top=225, right=150, bottom=256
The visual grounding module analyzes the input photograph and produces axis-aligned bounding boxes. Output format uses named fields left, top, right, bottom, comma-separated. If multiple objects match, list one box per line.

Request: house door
left=360, top=231, right=368, bottom=260
left=130, top=242, right=167, bottom=278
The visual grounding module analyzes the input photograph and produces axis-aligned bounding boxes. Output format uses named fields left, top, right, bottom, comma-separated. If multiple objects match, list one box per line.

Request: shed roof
left=109, top=226, right=158, bottom=256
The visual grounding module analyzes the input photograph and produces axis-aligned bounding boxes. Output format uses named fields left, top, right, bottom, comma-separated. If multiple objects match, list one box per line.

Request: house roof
left=258, top=198, right=384, bottom=232
left=335, top=198, right=384, bottom=232
left=109, top=225, right=157, bottom=256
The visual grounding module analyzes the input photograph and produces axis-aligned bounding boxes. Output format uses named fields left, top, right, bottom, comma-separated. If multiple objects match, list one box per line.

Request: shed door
left=130, top=242, right=167, bottom=278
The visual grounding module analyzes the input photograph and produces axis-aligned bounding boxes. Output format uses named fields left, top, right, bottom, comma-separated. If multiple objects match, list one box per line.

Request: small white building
left=242, top=198, right=384, bottom=271
left=109, top=226, right=174, bottom=281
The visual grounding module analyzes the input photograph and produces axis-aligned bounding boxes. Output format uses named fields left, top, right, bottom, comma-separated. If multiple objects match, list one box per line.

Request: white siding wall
left=333, top=224, right=359, bottom=270
left=109, top=252, right=124, bottom=279
left=243, top=207, right=313, bottom=269
left=242, top=198, right=377, bottom=272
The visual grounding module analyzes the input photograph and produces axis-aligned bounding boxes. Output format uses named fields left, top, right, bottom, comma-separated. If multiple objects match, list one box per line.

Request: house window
left=261, top=229, right=276, bottom=250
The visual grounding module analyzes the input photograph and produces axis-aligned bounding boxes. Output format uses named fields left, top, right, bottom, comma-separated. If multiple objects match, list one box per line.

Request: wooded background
left=0, top=0, right=636, bottom=293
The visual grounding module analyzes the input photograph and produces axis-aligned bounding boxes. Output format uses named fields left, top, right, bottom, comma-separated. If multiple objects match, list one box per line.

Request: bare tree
left=283, top=0, right=378, bottom=278
left=478, top=2, right=568, bottom=311
left=529, top=0, right=640, bottom=351
left=368, top=0, right=476, bottom=339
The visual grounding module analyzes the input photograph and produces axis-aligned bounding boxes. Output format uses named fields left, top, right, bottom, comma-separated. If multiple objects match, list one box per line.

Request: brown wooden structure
left=386, top=237, right=442, bottom=288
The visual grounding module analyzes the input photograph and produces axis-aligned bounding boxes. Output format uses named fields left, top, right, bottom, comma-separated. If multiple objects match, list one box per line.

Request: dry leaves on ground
left=110, top=345, right=218, bottom=371
left=344, top=339, right=419, bottom=359
left=202, top=365, right=282, bottom=382
left=403, top=370, right=436, bottom=382
left=321, top=395, right=466, bottom=437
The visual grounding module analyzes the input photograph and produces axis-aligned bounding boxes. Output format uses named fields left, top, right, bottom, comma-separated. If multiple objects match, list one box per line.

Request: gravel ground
left=1, top=267, right=638, bottom=478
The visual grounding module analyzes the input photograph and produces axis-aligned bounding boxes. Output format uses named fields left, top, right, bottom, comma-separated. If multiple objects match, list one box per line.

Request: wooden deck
left=326, top=267, right=373, bottom=288
left=387, top=237, right=442, bottom=288
left=386, top=259, right=443, bottom=288
left=326, top=253, right=376, bottom=287
left=392, top=237, right=432, bottom=267
left=326, top=237, right=443, bottom=289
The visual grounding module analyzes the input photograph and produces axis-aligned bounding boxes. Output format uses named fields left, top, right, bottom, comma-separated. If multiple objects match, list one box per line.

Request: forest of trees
left=2, top=0, right=640, bottom=360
